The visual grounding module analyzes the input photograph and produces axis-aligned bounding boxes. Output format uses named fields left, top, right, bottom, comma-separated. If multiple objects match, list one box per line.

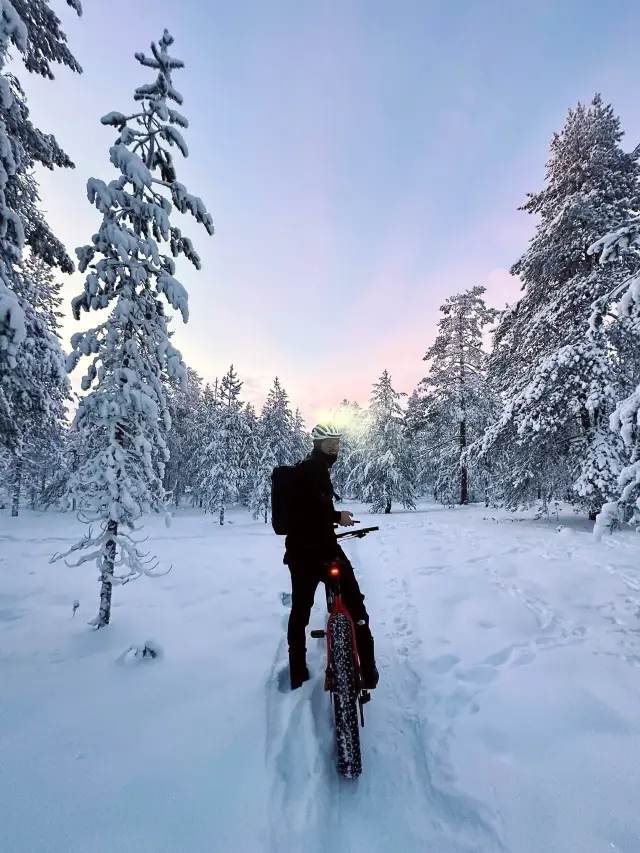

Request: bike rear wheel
left=329, top=612, right=362, bottom=778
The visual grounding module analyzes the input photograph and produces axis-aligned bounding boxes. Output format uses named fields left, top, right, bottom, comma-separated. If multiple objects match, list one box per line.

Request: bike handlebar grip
left=336, top=525, right=379, bottom=540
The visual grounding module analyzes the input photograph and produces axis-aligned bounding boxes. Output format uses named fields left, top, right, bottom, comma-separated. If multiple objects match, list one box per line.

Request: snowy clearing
left=1, top=504, right=640, bottom=853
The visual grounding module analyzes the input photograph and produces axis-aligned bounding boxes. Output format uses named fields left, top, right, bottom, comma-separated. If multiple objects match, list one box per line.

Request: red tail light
left=329, top=564, right=340, bottom=577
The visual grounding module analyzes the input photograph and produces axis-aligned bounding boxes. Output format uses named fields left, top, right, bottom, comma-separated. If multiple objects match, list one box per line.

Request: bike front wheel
left=329, top=612, right=362, bottom=778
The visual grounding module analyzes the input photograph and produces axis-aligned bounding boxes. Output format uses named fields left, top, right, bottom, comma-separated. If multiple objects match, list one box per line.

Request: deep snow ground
left=1, top=503, right=640, bottom=853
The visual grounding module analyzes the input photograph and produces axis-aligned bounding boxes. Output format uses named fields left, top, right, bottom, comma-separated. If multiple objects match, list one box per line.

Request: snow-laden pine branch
left=588, top=218, right=640, bottom=536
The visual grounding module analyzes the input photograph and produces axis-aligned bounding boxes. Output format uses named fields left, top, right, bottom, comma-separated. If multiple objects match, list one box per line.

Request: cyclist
left=284, top=423, right=380, bottom=691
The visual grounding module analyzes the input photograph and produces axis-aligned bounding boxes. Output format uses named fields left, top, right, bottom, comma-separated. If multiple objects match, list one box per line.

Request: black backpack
left=271, top=463, right=301, bottom=535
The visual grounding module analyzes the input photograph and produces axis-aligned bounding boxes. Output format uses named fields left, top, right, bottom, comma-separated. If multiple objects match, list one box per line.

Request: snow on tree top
left=101, top=112, right=128, bottom=128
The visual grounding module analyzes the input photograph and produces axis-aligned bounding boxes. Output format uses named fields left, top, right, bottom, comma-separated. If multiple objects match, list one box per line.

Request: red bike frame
left=310, top=527, right=379, bottom=725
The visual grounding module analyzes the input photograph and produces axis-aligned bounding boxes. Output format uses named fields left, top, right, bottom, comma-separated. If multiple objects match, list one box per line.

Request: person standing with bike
left=283, top=424, right=379, bottom=691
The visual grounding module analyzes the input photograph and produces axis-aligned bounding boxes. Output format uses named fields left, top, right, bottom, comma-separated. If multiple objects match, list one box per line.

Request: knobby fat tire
left=329, top=612, right=362, bottom=778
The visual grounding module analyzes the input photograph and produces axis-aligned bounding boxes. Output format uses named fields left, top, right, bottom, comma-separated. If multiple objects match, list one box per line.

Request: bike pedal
left=310, top=629, right=326, bottom=639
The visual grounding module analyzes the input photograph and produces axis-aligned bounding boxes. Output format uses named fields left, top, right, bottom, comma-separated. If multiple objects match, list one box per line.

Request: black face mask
left=322, top=451, right=338, bottom=467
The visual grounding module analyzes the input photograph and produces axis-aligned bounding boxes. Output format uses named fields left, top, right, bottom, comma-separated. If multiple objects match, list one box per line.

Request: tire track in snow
left=263, top=525, right=505, bottom=853
left=264, top=633, right=326, bottom=853
left=369, top=527, right=506, bottom=853
left=264, top=604, right=349, bottom=853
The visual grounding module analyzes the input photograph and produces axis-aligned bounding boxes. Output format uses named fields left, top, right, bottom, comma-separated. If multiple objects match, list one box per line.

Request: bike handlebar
left=336, top=525, right=379, bottom=540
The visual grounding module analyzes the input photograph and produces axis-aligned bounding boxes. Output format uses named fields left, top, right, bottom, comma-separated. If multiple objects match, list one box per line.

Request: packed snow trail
left=1, top=504, right=640, bottom=852
left=265, top=524, right=503, bottom=853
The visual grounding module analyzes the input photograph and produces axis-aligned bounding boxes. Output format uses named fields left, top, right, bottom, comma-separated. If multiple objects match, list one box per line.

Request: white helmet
left=311, top=423, right=342, bottom=442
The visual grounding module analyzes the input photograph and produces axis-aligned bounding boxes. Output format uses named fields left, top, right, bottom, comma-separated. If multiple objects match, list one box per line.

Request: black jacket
left=285, top=450, right=341, bottom=558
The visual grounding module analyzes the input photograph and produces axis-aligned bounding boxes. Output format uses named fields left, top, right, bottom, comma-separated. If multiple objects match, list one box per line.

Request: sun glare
left=313, top=406, right=362, bottom=432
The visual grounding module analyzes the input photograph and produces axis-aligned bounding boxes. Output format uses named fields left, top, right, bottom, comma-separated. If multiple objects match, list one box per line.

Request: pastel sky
left=22, top=0, right=640, bottom=423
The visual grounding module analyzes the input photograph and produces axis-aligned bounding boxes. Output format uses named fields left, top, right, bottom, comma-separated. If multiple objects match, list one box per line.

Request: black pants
left=286, top=545, right=375, bottom=672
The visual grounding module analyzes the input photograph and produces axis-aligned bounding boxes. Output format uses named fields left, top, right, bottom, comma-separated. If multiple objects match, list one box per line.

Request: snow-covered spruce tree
left=35, top=419, right=71, bottom=508
left=4, top=255, right=71, bottom=515
left=53, top=31, right=214, bottom=628
left=347, top=370, right=415, bottom=514
left=291, top=408, right=309, bottom=462
left=219, top=368, right=241, bottom=409
left=198, top=382, right=219, bottom=429
left=164, top=365, right=202, bottom=506
left=248, top=378, right=296, bottom=521
left=0, top=1, right=81, bottom=491
left=250, top=440, right=278, bottom=524
left=23, top=415, right=66, bottom=509
left=260, top=377, right=296, bottom=465
left=0, top=84, right=77, bottom=483
left=403, top=388, right=433, bottom=499
left=238, top=401, right=260, bottom=508
left=404, top=388, right=427, bottom=436
left=9, top=254, right=68, bottom=512
left=199, top=365, right=248, bottom=524
left=587, top=219, right=640, bottom=534
left=478, top=96, right=640, bottom=518
left=475, top=300, right=575, bottom=513
left=10, top=405, right=66, bottom=513
left=53, top=414, right=88, bottom=512
left=189, top=382, right=220, bottom=509
left=20, top=253, right=64, bottom=336
left=421, top=286, right=497, bottom=505
left=411, top=391, right=442, bottom=501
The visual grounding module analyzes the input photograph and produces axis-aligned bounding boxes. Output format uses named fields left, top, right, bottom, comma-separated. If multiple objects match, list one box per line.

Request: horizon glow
left=20, top=0, right=640, bottom=424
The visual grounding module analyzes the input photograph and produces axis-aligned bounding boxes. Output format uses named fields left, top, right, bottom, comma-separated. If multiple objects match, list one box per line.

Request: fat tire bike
left=310, top=525, right=379, bottom=779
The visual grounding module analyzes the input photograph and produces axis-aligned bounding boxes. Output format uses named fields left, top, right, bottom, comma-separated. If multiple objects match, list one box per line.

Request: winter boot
left=355, top=622, right=379, bottom=690
left=362, top=662, right=379, bottom=690
left=290, top=665, right=310, bottom=690
left=289, top=650, right=310, bottom=690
